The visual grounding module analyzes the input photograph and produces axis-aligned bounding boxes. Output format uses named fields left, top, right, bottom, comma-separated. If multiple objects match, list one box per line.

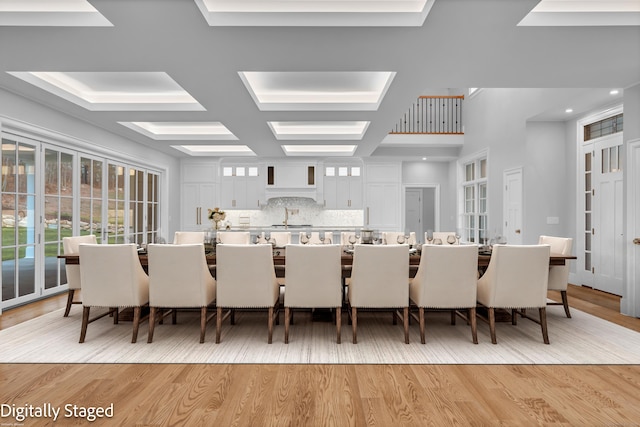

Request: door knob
left=515, top=229, right=521, bottom=234
left=634, top=238, right=640, bottom=245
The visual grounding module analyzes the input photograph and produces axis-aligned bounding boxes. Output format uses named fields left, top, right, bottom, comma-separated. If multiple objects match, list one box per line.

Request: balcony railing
left=390, top=95, right=464, bottom=134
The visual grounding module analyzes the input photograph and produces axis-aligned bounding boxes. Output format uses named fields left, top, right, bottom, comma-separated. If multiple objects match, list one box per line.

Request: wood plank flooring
left=1, top=285, right=640, bottom=426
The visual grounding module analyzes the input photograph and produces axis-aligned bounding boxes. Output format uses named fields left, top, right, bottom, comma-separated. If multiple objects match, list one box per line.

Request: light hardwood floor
left=1, top=285, right=640, bottom=426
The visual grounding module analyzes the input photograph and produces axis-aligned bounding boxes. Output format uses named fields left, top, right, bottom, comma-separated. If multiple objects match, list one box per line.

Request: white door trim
left=622, top=138, right=640, bottom=317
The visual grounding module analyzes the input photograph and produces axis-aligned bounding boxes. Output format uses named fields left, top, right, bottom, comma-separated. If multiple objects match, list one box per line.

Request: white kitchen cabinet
left=181, top=183, right=217, bottom=231
left=323, top=164, right=362, bottom=209
left=364, top=183, right=400, bottom=229
left=220, top=165, right=262, bottom=209
left=266, top=163, right=316, bottom=188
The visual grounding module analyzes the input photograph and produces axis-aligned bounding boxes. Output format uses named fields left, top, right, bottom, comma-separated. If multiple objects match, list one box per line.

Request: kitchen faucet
left=283, top=207, right=299, bottom=229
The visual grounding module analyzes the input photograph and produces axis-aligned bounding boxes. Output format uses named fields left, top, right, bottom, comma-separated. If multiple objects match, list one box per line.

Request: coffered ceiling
left=0, top=0, right=638, bottom=160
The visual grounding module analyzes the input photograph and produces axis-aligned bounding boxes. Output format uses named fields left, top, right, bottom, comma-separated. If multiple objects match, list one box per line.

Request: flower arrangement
left=208, top=207, right=226, bottom=229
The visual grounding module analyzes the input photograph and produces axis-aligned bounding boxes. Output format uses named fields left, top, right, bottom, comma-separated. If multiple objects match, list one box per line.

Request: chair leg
left=230, top=308, right=236, bottom=325
left=419, top=307, right=425, bottom=344
left=200, top=307, right=207, bottom=344
left=172, top=309, right=178, bottom=325
left=392, top=310, right=398, bottom=325
left=131, top=307, right=141, bottom=343
left=488, top=307, right=497, bottom=344
left=64, top=289, right=75, bottom=317
left=512, top=309, right=518, bottom=326
left=79, top=306, right=90, bottom=343
left=268, top=306, right=274, bottom=344
left=336, top=307, right=341, bottom=344
left=147, top=307, right=157, bottom=343
left=216, top=306, right=223, bottom=344
left=403, top=307, right=409, bottom=344
left=450, top=309, right=456, bottom=325
left=113, top=308, right=119, bottom=324
left=561, top=290, right=571, bottom=318
left=469, top=307, right=478, bottom=344
left=352, top=307, right=358, bottom=344
left=284, top=307, right=290, bottom=344
left=539, top=307, right=550, bottom=344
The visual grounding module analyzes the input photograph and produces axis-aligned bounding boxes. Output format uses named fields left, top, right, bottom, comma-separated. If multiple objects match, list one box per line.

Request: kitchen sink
left=271, top=224, right=312, bottom=228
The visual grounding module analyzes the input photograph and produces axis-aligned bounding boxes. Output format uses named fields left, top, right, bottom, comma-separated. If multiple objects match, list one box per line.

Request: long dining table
left=59, top=247, right=576, bottom=277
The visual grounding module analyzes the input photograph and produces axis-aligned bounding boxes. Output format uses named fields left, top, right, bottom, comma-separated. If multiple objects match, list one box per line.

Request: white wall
left=0, top=87, right=182, bottom=236
left=402, top=161, right=455, bottom=231
left=460, top=88, right=601, bottom=244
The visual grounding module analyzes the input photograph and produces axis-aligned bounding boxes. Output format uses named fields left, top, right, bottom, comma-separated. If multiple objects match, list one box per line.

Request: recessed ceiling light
left=422, top=157, right=427, bottom=161
left=565, top=108, right=573, bottom=113
left=281, top=145, right=357, bottom=156
left=268, top=121, right=370, bottom=140
left=195, top=0, right=435, bottom=27
left=0, top=0, right=112, bottom=26
left=239, top=71, right=396, bottom=111
left=610, top=89, right=620, bottom=95
left=171, top=145, right=255, bottom=157
left=7, top=71, right=204, bottom=111
left=120, top=122, right=237, bottom=140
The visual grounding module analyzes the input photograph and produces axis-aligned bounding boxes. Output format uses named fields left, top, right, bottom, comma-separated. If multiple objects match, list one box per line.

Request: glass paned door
left=80, top=156, right=104, bottom=242
left=106, top=162, right=126, bottom=244
left=43, top=147, right=74, bottom=292
left=147, top=172, right=160, bottom=244
left=1, top=138, right=37, bottom=305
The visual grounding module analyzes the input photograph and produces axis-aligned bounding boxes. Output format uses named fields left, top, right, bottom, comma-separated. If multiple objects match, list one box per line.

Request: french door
left=1, top=132, right=163, bottom=310
left=579, top=132, right=624, bottom=295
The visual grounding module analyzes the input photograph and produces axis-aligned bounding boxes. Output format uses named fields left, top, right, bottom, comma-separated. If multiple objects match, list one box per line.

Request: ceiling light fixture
left=610, top=89, right=620, bottom=95
left=120, top=122, right=237, bottom=140
left=281, top=145, right=357, bottom=156
left=565, top=108, right=573, bottom=113
left=268, top=121, right=369, bottom=140
left=171, top=145, right=255, bottom=157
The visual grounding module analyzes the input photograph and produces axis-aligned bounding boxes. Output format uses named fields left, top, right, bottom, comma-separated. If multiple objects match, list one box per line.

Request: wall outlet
left=546, top=216, right=559, bottom=225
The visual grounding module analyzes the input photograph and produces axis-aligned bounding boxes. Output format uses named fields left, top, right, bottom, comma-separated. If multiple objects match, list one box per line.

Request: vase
left=214, top=220, right=221, bottom=230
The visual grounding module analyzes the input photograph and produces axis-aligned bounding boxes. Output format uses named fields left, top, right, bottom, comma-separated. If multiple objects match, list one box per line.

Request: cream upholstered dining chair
left=284, top=244, right=343, bottom=343
left=217, top=231, right=250, bottom=244
left=538, top=235, right=574, bottom=318
left=173, top=231, right=205, bottom=245
left=258, top=231, right=292, bottom=247
left=476, top=244, right=551, bottom=344
left=79, top=244, right=149, bottom=343
left=146, top=243, right=216, bottom=343
left=62, top=234, right=97, bottom=317
left=410, top=245, right=479, bottom=344
left=299, top=231, right=334, bottom=245
left=215, top=244, right=280, bottom=344
left=383, top=231, right=416, bottom=245
left=348, top=244, right=410, bottom=344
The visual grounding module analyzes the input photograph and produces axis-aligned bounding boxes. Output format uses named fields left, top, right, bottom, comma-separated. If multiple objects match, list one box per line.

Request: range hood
left=263, top=195, right=319, bottom=206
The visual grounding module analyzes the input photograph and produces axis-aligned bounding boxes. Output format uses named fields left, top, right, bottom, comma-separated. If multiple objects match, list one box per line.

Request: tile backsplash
left=215, top=197, right=363, bottom=228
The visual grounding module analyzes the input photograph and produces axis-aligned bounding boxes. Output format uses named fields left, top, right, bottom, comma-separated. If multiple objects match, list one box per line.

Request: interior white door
left=405, top=189, right=422, bottom=241
left=503, top=167, right=523, bottom=245
left=592, top=133, right=624, bottom=295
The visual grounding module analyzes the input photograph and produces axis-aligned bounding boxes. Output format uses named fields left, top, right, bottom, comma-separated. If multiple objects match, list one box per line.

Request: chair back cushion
left=477, top=244, right=550, bottom=308
left=79, top=244, right=149, bottom=307
left=216, top=244, right=279, bottom=307
left=217, top=231, right=250, bottom=244
left=350, top=244, right=409, bottom=307
left=62, top=235, right=97, bottom=290
left=410, top=244, right=478, bottom=308
left=147, top=243, right=215, bottom=307
left=284, top=244, right=342, bottom=308
left=383, top=231, right=416, bottom=245
left=538, top=235, right=573, bottom=291
left=173, top=231, right=205, bottom=245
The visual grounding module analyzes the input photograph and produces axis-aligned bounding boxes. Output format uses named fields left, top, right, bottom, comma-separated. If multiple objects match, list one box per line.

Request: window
left=584, top=113, right=623, bottom=142
left=460, top=154, right=487, bottom=243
